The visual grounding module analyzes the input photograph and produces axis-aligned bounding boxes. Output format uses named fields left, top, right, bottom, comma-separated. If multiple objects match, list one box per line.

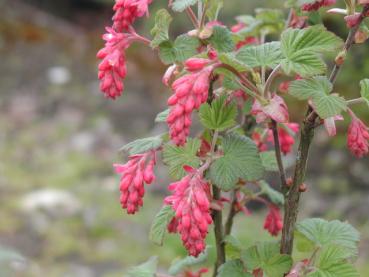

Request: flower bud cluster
left=113, top=0, right=152, bottom=32
left=165, top=168, right=212, bottom=257
left=347, top=111, right=369, bottom=157
left=263, top=204, right=283, bottom=236
left=301, top=0, right=336, bottom=11
left=167, top=59, right=213, bottom=145
left=114, top=151, right=156, bottom=214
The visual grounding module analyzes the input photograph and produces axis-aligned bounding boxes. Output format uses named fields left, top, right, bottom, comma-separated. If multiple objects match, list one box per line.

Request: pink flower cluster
left=263, top=204, right=283, bottom=236
left=347, top=112, right=369, bottom=158
left=231, top=22, right=258, bottom=49
left=167, top=58, right=213, bottom=145
left=165, top=167, right=212, bottom=257
left=114, top=151, right=156, bottom=214
left=97, top=28, right=132, bottom=99
left=269, top=123, right=300, bottom=155
left=301, top=0, right=336, bottom=11
left=97, top=0, right=152, bottom=99
left=251, top=94, right=289, bottom=124
left=113, top=0, right=152, bottom=32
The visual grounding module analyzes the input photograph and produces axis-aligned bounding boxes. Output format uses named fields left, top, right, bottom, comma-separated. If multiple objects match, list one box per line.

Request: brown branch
left=280, top=4, right=369, bottom=255
left=212, top=185, right=225, bottom=277
left=271, top=120, right=288, bottom=193
left=224, top=191, right=238, bottom=236
left=186, top=7, right=199, bottom=29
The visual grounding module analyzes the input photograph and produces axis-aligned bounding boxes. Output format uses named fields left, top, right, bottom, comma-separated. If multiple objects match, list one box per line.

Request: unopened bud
left=286, top=177, right=293, bottom=187
left=335, top=50, right=347, bottom=66
left=355, top=27, right=369, bottom=44
left=299, top=183, right=307, bottom=192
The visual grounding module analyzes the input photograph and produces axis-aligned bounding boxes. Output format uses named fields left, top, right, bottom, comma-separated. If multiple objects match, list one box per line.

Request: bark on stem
left=271, top=120, right=288, bottom=193
left=280, top=4, right=369, bottom=255
left=212, top=186, right=226, bottom=276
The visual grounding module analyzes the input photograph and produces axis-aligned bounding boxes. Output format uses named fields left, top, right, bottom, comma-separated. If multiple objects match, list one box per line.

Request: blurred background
left=0, top=0, right=368, bottom=276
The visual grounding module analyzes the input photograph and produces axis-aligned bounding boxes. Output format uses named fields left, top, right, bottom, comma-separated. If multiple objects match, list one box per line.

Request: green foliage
left=289, top=76, right=347, bottom=119
left=159, top=35, right=200, bottom=64
left=217, top=259, right=252, bottom=277
left=149, top=205, right=175, bottom=246
left=360, top=79, right=369, bottom=107
left=163, top=138, right=201, bottom=180
left=281, top=25, right=343, bottom=77
left=209, top=134, right=264, bottom=191
left=208, top=26, right=235, bottom=52
left=241, top=242, right=292, bottom=277
left=259, top=180, right=284, bottom=205
left=150, top=9, right=172, bottom=48
left=168, top=247, right=209, bottom=275
left=237, top=42, right=283, bottom=69
left=155, top=109, right=169, bottom=122
left=224, top=235, right=243, bottom=260
left=205, top=0, right=223, bottom=21
left=120, top=136, right=163, bottom=155
left=218, top=52, right=251, bottom=72
left=172, top=0, right=198, bottom=12
left=259, top=151, right=279, bottom=172
left=127, top=256, right=158, bottom=277
left=199, top=95, right=238, bottom=131
left=295, top=218, right=360, bottom=256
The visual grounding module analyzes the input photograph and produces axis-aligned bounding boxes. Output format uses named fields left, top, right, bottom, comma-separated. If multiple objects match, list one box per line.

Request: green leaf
left=127, top=256, right=158, bottom=277
left=255, top=8, right=285, bottom=35
left=163, top=138, right=201, bottom=180
left=209, top=134, right=264, bottom=191
left=289, top=77, right=347, bottom=119
left=316, top=245, right=354, bottom=267
left=281, top=25, right=343, bottom=77
left=208, top=26, right=235, bottom=52
left=172, top=0, right=198, bottom=12
left=150, top=9, right=173, bottom=48
left=241, top=242, right=293, bottom=277
left=289, top=76, right=332, bottom=100
left=224, top=235, right=243, bottom=259
left=217, top=260, right=251, bottom=277
left=159, top=35, right=200, bottom=64
left=168, top=247, right=209, bottom=275
left=314, top=93, right=347, bottom=119
left=149, top=206, right=175, bottom=246
left=120, top=136, right=162, bottom=155
left=307, top=263, right=359, bottom=277
left=205, top=0, right=223, bottom=21
left=295, top=218, right=360, bottom=256
left=259, top=180, right=284, bottom=205
left=199, top=95, right=238, bottom=131
left=174, top=34, right=201, bottom=61
left=260, top=151, right=279, bottom=172
left=237, top=42, right=283, bottom=69
left=360, top=79, right=369, bottom=107
left=155, top=109, right=169, bottom=122
left=309, top=245, right=359, bottom=277
left=281, top=50, right=327, bottom=77
left=218, top=52, right=251, bottom=72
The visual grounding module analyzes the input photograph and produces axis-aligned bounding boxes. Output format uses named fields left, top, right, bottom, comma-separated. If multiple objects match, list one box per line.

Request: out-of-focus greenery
left=0, top=0, right=368, bottom=276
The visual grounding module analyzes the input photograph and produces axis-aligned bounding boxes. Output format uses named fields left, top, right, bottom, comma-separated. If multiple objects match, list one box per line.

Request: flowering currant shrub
left=97, top=0, right=369, bottom=276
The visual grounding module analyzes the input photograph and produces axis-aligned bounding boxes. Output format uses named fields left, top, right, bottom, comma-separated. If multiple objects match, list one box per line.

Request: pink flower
left=164, top=167, right=212, bottom=257
left=301, top=0, right=336, bottom=11
left=184, top=268, right=209, bottom=277
left=252, top=132, right=268, bottom=152
left=344, top=13, right=361, bottom=28
left=162, top=64, right=177, bottom=87
left=251, top=94, right=289, bottom=123
left=97, top=27, right=133, bottom=99
left=185, top=58, right=211, bottom=72
left=263, top=204, right=283, bottom=236
left=268, top=123, right=300, bottom=155
left=324, top=115, right=343, bottom=137
left=231, top=22, right=258, bottom=49
left=112, top=0, right=152, bottom=31
left=167, top=64, right=213, bottom=145
left=347, top=112, right=369, bottom=158
left=114, top=151, right=156, bottom=214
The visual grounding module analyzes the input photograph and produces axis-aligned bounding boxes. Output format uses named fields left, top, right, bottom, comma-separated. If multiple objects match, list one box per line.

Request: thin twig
left=186, top=7, right=199, bottom=29
left=271, top=120, right=288, bottom=193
